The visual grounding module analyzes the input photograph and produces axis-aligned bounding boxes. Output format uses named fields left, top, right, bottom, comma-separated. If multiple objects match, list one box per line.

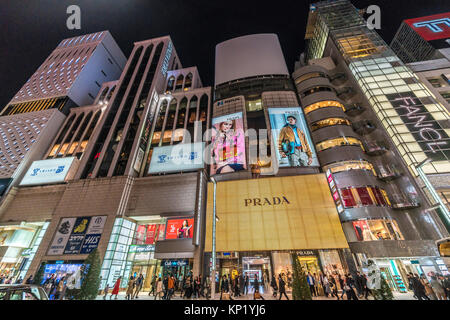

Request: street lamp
left=415, top=158, right=450, bottom=232
left=210, top=176, right=217, bottom=300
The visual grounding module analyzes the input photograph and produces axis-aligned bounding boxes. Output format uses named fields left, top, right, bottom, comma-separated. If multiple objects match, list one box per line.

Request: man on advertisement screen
left=278, top=115, right=312, bottom=167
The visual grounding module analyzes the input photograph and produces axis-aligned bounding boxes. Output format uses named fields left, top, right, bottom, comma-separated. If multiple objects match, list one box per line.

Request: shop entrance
left=131, top=264, right=158, bottom=291
left=161, top=259, right=193, bottom=284
left=242, top=257, right=271, bottom=294
left=297, top=255, right=320, bottom=275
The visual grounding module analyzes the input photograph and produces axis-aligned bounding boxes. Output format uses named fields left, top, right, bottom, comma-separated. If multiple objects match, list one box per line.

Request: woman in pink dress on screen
left=211, top=120, right=245, bottom=174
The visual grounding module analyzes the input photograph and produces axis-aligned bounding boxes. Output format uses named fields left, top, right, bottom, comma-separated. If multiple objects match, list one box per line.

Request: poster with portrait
left=268, top=107, right=319, bottom=167
left=165, top=218, right=194, bottom=239
left=210, top=112, right=246, bottom=175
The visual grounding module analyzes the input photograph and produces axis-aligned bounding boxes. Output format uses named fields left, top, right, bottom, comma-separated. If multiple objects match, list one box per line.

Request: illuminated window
left=246, top=98, right=262, bottom=112
left=339, top=186, right=390, bottom=208
left=304, top=100, right=346, bottom=114
left=315, top=137, right=364, bottom=152
left=300, top=86, right=333, bottom=97
left=337, top=33, right=379, bottom=59
left=310, top=117, right=350, bottom=131
left=323, top=160, right=376, bottom=176
left=348, top=219, right=404, bottom=242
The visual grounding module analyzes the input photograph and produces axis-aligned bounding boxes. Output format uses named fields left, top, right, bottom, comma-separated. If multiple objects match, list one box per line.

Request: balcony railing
left=352, top=120, right=376, bottom=135
left=363, top=140, right=389, bottom=155
left=345, top=104, right=365, bottom=116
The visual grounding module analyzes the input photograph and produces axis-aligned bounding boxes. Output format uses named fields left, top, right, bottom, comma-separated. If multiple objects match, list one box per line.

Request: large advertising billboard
left=47, top=216, right=106, bottom=255
left=165, top=218, right=194, bottom=239
left=20, top=157, right=77, bottom=186
left=405, top=13, right=450, bottom=41
left=210, top=112, right=246, bottom=175
left=268, top=107, right=319, bottom=167
left=148, top=142, right=204, bottom=174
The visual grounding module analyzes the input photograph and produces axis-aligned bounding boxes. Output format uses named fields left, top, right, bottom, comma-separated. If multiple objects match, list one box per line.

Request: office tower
left=2, top=31, right=126, bottom=116
left=390, top=13, right=450, bottom=64
left=297, top=0, right=450, bottom=291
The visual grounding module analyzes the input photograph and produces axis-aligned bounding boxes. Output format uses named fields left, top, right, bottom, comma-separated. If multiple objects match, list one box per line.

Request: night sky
left=0, top=0, right=449, bottom=109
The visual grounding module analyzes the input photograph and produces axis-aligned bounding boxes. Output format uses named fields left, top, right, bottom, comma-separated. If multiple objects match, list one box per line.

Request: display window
left=339, top=186, right=390, bottom=208
left=351, top=219, right=404, bottom=241
left=304, top=100, right=346, bottom=115
left=315, top=137, right=364, bottom=152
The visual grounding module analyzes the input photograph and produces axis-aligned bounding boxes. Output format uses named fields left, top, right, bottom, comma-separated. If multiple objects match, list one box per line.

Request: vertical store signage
left=386, top=92, right=450, bottom=161
left=326, top=170, right=344, bottom=213
left=161, top=41, right=173, bottom=77
left=48, top=216, right=107, bottom=255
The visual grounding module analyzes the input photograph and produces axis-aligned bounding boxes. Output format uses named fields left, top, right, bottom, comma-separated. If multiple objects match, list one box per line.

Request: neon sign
left=405, top=13, right=450, bottom=41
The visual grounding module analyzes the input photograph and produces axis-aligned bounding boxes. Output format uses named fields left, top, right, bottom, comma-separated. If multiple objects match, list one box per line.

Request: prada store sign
left=205, top=174, right=349, bottom=252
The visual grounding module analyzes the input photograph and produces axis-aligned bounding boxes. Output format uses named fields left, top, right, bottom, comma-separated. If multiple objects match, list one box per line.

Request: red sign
left=135, top=225, right=146, bottom=244
left=145, top=224, right=157, bottom=244
left=165, top=218, right=194, bottom=239
left=405, top=13, right=450, bottom=41
left=157, top=224, right=165, bottom=240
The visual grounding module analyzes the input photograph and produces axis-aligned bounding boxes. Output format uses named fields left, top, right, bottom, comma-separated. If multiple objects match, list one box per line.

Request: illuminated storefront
left=205, top=174, right=351, bottom=291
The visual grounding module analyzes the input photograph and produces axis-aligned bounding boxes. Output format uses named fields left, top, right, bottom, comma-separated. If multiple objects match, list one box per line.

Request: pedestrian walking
left=154, top=277, right=163, bottom=300
left=344, top=274, right=358, bottom=300
left=103, top=283, right=109, bottom=300
left=338, top=274, right=346, bottom=299
left=420, top=274, right=436, bottom=300
left=149, top=275, right=156, bottom=296
left=270, top=275, right=278, bottom=298
left=234, top=274, right=240, bottom=297
left=125, top=276, right=135, bottom=300
left=110, top=276, right=121, bottom=299
left=220, top=275, right=231, bottom=300
left=306, top=272, right=316, bottom=297
left=167, top=274, right=175, bottom=300
left=278, top=274, right=289, bottom=300
left=411, top=274, right=429, bottom=300
left=133, top=274, right=144, bottom=299
left=362, top=274, right=372, bottom=299
left=243, top=272, right=249, bottom=295
left=329, top=276, right=339, bottom=299
left=26, top=275, right=33, bottom=284
left=429, top=274, right=445, bottom=300
left=253, top=274, right=260, bottom=294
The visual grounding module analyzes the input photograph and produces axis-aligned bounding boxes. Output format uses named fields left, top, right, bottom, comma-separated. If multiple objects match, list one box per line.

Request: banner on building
left=165, top=218, right=194, bottom=239
left=148, top=142, right=204, bottom=174
left=210, top=112, right=246, bottom=175
left=268, top=107, right=319, bottom=168
left=20, top=157, right=77, bottom=186
left=48, top=216, right=107, bottom=255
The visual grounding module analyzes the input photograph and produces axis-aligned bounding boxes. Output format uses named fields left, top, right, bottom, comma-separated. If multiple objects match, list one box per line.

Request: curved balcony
left=352, top=120, right=376, bottom=135
left=376, top=166, right=402, bottom=181
left=345, top=104, right=365, bottom=116
left=329, top=72, right=347, bottom=85
left=336, top=87, right=356, bottom=101
left=390, top=194, right=420, bottom=210
left=363, top=140, right=389, bottom=156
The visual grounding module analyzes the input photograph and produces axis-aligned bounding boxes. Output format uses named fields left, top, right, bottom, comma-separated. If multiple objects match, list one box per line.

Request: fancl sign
left=148, top=142, right=204, bottom=174
left=161, top=41, right=173, bottom=77
left=20, top=157, right=77, bottom=186
left=387, top=92, right=450, bottom=161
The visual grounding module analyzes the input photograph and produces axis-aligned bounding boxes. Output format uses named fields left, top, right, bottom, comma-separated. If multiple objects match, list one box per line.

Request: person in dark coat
left=411, top=273, right=430, bottom=300
left=220, top=275, right=230, bottom=300
left=355, top=272, right=365, bottom=297
left=253, top=274, right=260, bottom=294
left=344, top=274, right=358, bottom=300
left=244, top=273, right=249, bottom=295
left=278, top=274, right=289, bottom=300
left=270, top=275, right=278, bottom=298
left=26, top=275, right=33, bottom=284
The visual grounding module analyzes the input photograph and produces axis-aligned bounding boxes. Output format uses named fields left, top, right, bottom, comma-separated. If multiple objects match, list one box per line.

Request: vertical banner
left=210, top=112, right=246, bottom=175
left=145, top=224, right=157, bottom=244
left=48, top=218, right=76, bottom=255
left=268, top=107, right=318, bottom=167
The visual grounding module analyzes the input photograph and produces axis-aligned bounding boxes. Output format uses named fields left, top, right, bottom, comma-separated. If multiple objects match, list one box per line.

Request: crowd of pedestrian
left=407, top=272, right=450, bottom=300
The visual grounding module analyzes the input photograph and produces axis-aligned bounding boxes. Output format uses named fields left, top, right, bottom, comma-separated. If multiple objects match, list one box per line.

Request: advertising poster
left=0, top=229, right=14, bottom=246
left=48, top=216, right=106, bottom=255
left=157, top=223, right=166, bottom=241
left=268, top=107, right=318, bottom=167
left=352, top=221, right=377, bottom=241
left=145, top=224, right=157, bottom=244
left=148, top=142, right=205, bottom=174
left=48, top=218, right=76, bottom=255
left=165, top=218, right=194, bottom=239
left=43, top=263, right=84, bottom=283
left=135, top=225, right=146, bottom=244
left=210, top=112, right=246, bottom=175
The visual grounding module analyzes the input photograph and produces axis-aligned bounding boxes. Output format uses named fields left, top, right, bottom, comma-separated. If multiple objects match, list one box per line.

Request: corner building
left=0, top=34, right=212, bottom=293
left=296, top=0, right=450, bottom=292
left=206, top=33, right=356, bottom=295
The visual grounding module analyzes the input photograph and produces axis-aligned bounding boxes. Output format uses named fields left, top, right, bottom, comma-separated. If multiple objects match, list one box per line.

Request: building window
left=304, top=100, right=346, bottom=114
left=175, top=74, right=184, bottom=91
left=315, top=136, right=364, bottom=152
left=323, top=160, right=376, bottom=176
left=246, top=98, right=262, bottom=112
left=166, top=76, right=175, bottom=92
left=310, top=117, right=351, bottom=131
left=345, top=219, right=404, bottom=242
left=339, top=186, right=390, bottom=209
left=300, top=86, right=333, bottom=97
left=440, top=91, right=450, bottom=103
left=184, top=73, right=193, bottom=90
left=426, top=76, right=447, bottom=88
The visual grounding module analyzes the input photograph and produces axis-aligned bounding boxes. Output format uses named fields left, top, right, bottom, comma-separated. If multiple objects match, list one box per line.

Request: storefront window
left=347, top=219, right=404, bottom=242
left=339, top=186, right=390, bottom=208
left=315, top=137, right=364, bottom=152
left=323, top=160, right=376, bottom=176
left=310, top=117, right=351, bottom=131
left=304, top=100, right=346, bottom=115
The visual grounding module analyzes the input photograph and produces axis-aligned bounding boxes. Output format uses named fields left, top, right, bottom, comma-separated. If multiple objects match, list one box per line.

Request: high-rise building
left=390, top=13, right=450, bottom=64
left=205, top=33, right=354, bottom=290
left=1, top=31, right=126, bottom=116
left=299, top=0, right=450, bottom=290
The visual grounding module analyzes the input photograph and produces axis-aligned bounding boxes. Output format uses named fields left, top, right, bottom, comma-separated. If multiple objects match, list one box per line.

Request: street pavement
left=95, top=290, right=416, bottom=301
